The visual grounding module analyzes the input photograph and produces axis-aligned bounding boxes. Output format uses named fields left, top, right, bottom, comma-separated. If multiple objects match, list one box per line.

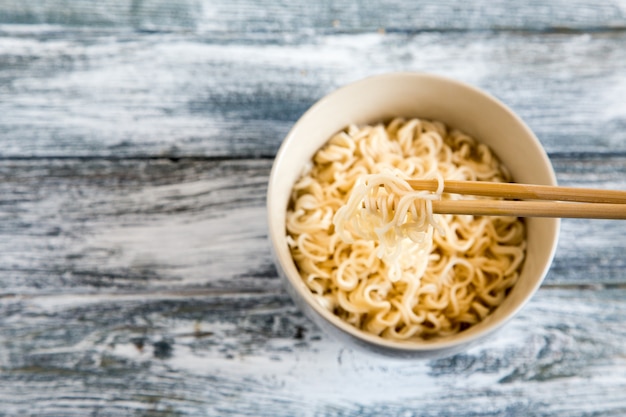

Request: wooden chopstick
left=407, top=179, right=626, bottom=204
left=406, top=179, right=626, bottom=219
left=431, top=200, right=626, bottom=219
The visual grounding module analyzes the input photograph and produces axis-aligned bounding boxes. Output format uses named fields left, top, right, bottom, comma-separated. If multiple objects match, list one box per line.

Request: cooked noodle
left=286, top=118, right=526, bottom=340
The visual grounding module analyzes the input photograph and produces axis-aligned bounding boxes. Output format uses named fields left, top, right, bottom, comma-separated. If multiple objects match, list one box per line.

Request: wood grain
left=0, top=27, right=625, bottom=158
left=0, top=0, right=624, bottom=31
left=0, top=158, right=275, bottom=293
left=1, top=156, right=625, bottom=296
left=1, top=287, right=625, bottom=416
left=1, top=0, right=625, bottom=415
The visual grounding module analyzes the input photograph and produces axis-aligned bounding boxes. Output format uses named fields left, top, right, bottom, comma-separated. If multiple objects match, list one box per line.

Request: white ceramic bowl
left=267, top=72, right=560, bottom=359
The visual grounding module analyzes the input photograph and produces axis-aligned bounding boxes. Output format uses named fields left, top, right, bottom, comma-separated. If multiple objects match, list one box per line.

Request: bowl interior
left=267, top=72, right=559, bottom=355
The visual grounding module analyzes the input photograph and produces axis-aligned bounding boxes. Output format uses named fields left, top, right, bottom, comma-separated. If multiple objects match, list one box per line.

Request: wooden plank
left=0, top=28, right=625, bottom=157
left=0, top=0, right=624, bottom=31
left=1, top=287, right=625, bottom=416
left=0, top=158, right=277, bottom=293
left=547, top=154, right=626, bottom=285
left=1, top=156, right=626, bottom=296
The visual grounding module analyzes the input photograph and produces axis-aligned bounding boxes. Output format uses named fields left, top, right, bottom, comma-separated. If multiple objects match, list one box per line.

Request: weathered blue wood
left=0, top=288, right=625, bottom=416
left=0, top=28, right=624, bottom=157
left=0, top=157, right=625, bottom=296
left=0, top=0, right=625, bottom=415
left=1, top=0, right=625, bottom=31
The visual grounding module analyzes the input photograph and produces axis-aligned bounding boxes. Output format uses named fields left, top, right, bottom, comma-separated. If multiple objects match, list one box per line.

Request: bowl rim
left=267, top=71, right=560, bottom=354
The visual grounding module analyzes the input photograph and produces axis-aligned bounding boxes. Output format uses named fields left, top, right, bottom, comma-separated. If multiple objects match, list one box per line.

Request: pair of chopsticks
left=407, top=179, right=626, bottom=219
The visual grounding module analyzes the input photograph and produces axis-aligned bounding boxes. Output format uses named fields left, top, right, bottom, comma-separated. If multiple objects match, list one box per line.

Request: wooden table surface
left=1, top=1, right=626, bottom=416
